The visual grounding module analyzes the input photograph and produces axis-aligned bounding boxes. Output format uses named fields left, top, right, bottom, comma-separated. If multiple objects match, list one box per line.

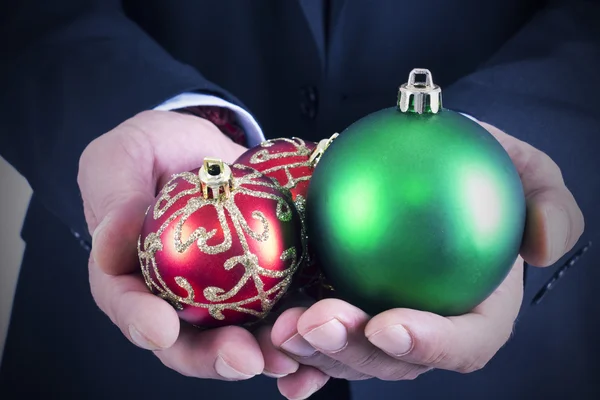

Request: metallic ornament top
left=138, top=160, right=304, bottom=328
left=307, top=67, right=525, bottom=316
left=309, top=133, right=340, bottom=167
left=398, top=68, right=442, bottom=114
left=199, top=158, right=234, bottom=199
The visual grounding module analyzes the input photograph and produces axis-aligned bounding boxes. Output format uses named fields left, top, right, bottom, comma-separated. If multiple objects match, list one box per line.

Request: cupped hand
left=78, top=110, right=283, bottom=380
left=263, top=121, right=585, bottom=399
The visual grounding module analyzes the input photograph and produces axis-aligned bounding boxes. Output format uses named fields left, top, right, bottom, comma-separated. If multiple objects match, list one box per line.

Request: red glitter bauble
left=235, top=137, right=318, bottom=202
left=235, top=137, right=324, bottom=289
left=137, top=159, right=304, bottom=328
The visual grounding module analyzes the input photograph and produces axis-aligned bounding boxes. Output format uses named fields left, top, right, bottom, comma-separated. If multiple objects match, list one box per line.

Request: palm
left=79, top=110, right=265, bottom=381
left=265, top=121, right=585, bottom=399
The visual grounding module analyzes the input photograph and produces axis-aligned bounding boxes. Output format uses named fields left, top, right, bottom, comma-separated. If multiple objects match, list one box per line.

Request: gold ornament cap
left=198, top=158, right=234, bottom=199
left=309, top=133, right=340, bottom=167
left=398, top=68, right=442, bottom=114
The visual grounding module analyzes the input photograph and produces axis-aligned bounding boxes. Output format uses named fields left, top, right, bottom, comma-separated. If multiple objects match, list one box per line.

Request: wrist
left=175, top=105, right=247, bottom=146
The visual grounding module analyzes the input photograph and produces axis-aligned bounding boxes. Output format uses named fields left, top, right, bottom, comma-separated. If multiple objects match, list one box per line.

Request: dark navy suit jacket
left=1, top=1, right=599, bottom=399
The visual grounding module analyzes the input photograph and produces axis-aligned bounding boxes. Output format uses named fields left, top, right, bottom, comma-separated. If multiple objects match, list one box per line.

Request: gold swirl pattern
left=248, top=137, right=314, bottom=191
left=138, top=164, right=302, bottom=322
left=246, top=137, right=315, bottom=272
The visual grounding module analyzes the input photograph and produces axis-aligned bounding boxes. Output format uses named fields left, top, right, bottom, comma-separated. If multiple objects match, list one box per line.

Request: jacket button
left=300, top=85, right=318, bottom=120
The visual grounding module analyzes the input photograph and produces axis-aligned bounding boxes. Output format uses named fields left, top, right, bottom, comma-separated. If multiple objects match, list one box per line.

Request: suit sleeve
left=444, top=0, right=599, bottom=163
left=443, top=0, right=600, bottom=290
left=0, top=1, right=244, bottom=241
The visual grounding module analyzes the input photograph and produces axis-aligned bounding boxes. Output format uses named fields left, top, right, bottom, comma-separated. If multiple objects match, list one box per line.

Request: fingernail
left=302, top=319, right=348, bottom=352
left=280, top=333, right=318, bottom=357
left=214, top=356, right=255, bottom=380
left=367, top=324, right=413, bottom=356
left=546, top=206, right=569, bottom=262
left=263, top=370, right=289, bottom=378
left=128, top=324, right=161, bottom=350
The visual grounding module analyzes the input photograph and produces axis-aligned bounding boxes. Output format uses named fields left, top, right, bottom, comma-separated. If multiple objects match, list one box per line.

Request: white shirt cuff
left=154, top=92, right=266, bottom=147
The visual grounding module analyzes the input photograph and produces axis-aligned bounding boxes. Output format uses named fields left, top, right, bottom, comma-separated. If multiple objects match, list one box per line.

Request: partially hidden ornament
left=235, top=137, right=318, bottom=203
left=306, top=69, right=526, bottom=316
left=138, top=158, right=304, bottom=328
left=235, top=136, right=337, bottom=293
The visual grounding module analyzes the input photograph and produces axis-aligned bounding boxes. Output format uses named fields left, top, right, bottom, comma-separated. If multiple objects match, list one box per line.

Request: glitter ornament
left=235, top=136, right=338, bottom=293
left=138, top=158, right=304, bottom=328
left=235, top=137, right=318, bottom=204
left=307, top=69, right=526, bottom=316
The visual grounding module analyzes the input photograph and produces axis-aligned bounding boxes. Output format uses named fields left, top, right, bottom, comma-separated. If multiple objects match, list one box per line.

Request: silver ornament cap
left=398, top=68, right=442, bottom=114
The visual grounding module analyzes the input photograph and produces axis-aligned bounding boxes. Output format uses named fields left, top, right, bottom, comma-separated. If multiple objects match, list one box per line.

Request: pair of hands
left=79, top=110, right=584, bottom=399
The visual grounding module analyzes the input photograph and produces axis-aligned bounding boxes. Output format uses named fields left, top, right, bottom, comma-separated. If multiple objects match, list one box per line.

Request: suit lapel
left=328, top=0, right=347, bottom=35
left=297, top=0, right=326, bottom=67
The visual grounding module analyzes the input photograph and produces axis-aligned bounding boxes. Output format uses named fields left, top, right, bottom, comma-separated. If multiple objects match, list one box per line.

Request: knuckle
left=526, top=149, right=563, bottom=184
left=352, top=350, right=427, bottom=381
left=421, top=343, right=452, bottom=367
left=540, top=152, right=563, bottom=180
left=78, top=138, right=101, bottom=186
left=134, top=110, right=159, bottom=121
left=352, top=373, right=374, bottom=381
left=456, top=357, right=489, bottom=374
left=87, top=260, right=113, bottom=319
left=113, top=123, right=154, bottom=167
left=379, top=366, right=421, bottom=381
left=353, top=349, right=386, bottom=371
left=320, top=362, right=355, bottom=380
left=566, top=189, right=585, bottom=241
left=501, top=327, right=515, bottom=345
left=88, top=267, right=104, bottom=311
left=316, top=357, right=344, bottom=374
left=398, top=366, right=428, bottom=381
left=153, top=352, right=195, bottom=378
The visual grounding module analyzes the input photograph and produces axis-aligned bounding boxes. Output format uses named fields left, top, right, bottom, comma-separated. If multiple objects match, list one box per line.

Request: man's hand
left=262, top=121, right=584, bottom=399
left=78, top=110, right=298, bottom=380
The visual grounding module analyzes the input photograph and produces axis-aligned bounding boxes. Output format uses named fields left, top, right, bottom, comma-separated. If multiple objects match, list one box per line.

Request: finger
left=277, top=365, right=330, bottom=400
left=272, top=308, right=369, bottom=380
left=88, top=256, right=180, bottom=350
left=79, top=120, right=158, bottom=275
left=255, top=325, right=300, bottom=378
left=365, top=257, right=524, bottom=373
left=297, top=299, right=430, bottom=381
left=479, top=121, right=584, bottom=266
left=154, top=324, right=264, bottom=380
left=521, top=185, right=584, bottom=266
left=90, top=254, right=263, bottom=380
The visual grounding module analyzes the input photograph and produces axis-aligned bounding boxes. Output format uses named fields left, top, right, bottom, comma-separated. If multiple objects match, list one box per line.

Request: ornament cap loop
left=398, top=68, right=442, bottom=114
left=309, top=133, right=340, bottom=167
left=199, top=158, right=234, bottom=199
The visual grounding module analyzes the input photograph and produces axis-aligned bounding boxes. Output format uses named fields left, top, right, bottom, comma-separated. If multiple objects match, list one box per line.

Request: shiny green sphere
left=306, top=108, right=526, bottom=316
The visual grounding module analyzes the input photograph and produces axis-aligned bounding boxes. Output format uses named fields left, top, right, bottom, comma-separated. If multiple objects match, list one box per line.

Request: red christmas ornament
left=235, top=137, right=318, bottom=202
left=138, top=158, right=304, bottom=328
left=235, top=136, right=338, bottom=294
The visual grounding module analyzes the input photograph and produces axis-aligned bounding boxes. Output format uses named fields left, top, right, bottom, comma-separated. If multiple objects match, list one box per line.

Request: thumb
left=79, top=110, right=248, bottom=275
left=365, top=258, right=524, bottom=373
left=79, top=120, right=157, bottom=275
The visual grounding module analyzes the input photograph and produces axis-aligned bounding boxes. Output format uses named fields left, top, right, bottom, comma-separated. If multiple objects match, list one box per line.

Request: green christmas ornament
left=306, top=69, right=526, bottom=316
